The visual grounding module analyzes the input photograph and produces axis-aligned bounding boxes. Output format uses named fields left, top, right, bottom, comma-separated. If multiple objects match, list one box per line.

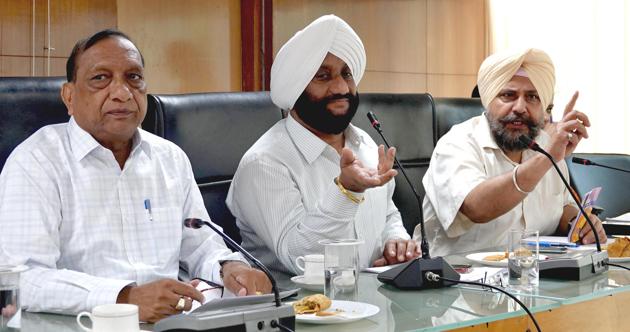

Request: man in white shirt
left=226, top=15, right=418, bottom=276
left=0, top=29, right=270, bottom=323
left=415, top=48, right=607, bottom=256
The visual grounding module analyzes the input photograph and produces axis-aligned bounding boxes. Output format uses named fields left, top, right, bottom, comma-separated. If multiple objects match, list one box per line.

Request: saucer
left=290, top=275, right=324, bottom=292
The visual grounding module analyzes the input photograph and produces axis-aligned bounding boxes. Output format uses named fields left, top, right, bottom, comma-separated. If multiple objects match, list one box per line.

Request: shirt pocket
left=134, top=206, right=182, bottom=266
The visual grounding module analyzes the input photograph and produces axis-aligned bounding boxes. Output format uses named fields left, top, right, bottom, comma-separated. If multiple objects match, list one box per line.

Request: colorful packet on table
left=567, top=187, right=602, bottom=243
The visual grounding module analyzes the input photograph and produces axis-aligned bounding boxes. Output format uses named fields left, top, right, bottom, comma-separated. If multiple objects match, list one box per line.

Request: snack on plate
left=483, top=252, right=508, bottom=262
left=607, top=237, right=630, bottom=258
left=292, top=294, right=332, bottom=314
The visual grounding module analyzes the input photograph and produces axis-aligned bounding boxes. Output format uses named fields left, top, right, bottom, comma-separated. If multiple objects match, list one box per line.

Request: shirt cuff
left=320, top=182, right=361, bottom=220
left=86, top=279, right=136, bottom=310
left=212, top=252, right=249, bottom=285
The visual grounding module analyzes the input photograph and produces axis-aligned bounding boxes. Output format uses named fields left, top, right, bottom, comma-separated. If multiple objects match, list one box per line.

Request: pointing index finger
left=563, top=91, right=579, bottom=117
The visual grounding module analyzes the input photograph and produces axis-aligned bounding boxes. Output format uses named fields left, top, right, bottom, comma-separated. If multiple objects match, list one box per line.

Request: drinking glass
left=319, top=239, right=363, bottom=301
left=0, top=265, right=27, bottom=331
left=507, top=230, right=539, bottom=290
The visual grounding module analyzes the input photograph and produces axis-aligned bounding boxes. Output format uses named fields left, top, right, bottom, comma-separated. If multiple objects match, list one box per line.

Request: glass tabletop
left=16, top=253, right=630, bottom=331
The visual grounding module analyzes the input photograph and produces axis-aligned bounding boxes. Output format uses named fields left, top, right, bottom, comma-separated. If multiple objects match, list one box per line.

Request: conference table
left=16, top=250, right=630, bottom=331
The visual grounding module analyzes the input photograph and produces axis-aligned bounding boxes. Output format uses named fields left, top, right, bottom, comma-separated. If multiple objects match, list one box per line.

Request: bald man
left=226, top=15, right=418, bottom=276
left=415, top=48, right=606, bottom=256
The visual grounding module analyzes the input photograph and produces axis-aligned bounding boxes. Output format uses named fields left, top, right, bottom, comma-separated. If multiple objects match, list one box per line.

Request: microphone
left=155, top=220, right=296, bottom=331
left=572, top=157, right=630, bottom=174
left=184, top=218, right=282, bottom=306
left=518, top=136, right=603, bottom=251
left=366, top=111, right=460, bottom=290
left=367, top=111, right=429, bottom=259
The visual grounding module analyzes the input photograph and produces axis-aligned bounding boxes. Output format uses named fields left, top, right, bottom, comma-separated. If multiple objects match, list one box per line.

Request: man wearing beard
left=227, top=15, right=417, bottom=276
left=415, top=49, right=606, bottom=256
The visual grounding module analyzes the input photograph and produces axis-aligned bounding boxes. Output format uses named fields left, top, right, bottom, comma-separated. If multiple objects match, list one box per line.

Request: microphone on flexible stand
left=519, top=135, right=608, bottom=280
left=184, top=218, right=282, bottom=306
left=572, top=157, right=630, bottom=174
left=366, top=111, right=460, bottom=289
left=154, top=218, right=295, bottom=332
left=519, top=136, right=602, bottom=251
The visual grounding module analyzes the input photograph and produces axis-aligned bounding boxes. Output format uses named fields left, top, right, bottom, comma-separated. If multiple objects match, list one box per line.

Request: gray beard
left=486, top=113, right=542, bottom=152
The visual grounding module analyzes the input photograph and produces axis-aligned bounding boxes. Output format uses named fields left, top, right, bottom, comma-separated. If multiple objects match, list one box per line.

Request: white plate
left=291, top=275, right=324, bottom=292
left=609, top=256, right=630, bottom=263
left=466, top=252, right=548, bottom=267
left=295, top=300, right=379, bottom=324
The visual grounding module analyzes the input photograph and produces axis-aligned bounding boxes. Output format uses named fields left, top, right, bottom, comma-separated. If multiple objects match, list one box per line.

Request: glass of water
left=0, top=265, right=26, bottom=331
left=507, top=230, right=539, bottom=291
left=319, top=239, right=363, bottom=302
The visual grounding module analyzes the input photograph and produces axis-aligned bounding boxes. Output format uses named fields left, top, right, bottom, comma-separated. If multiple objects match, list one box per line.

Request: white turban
left=270, top=15, right=366, bottom=110
left=477, top=48, right=555, bottom=111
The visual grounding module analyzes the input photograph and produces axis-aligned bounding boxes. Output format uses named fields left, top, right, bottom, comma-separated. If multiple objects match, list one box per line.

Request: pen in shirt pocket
left=144, top=199, right=153, bottom=222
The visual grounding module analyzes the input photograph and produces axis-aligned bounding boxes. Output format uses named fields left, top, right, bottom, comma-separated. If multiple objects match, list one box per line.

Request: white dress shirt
left=226, top=114, right=410, bottom=275
left=0, top=117, right=242, bottom=315
left=415, top=114, right=574, bottom=257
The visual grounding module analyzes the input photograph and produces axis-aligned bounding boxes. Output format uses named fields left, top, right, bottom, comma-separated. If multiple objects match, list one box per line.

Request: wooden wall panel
left=427, top=0, right=486, bottom=75
left=360, top=72, right=427, bottom=94
left=273, top=0, right=428, bottom=74
left=273, top=0, right=487, bottom=97
left=427, top=74, right=478, bottom=98
left=117, top=0, right=242, bottom=94
left=0, top=0, right=115, bottom=76
left=48, top=0, right=117, bottom=58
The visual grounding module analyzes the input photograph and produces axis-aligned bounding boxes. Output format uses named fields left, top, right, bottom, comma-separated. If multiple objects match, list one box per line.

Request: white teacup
left=295, top=254, right=325, bottom=284
left=76, top=304, right=139, bottom=332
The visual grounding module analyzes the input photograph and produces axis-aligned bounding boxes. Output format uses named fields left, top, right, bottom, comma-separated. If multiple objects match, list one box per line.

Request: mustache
left=324, top=93, right=354, bottom=103
left=499, top=113, right=537, bottom=127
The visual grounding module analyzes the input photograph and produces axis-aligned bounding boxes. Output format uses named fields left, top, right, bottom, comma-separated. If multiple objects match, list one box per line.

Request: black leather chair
left=0, top=77, right=69, bottom=171
left=149, top=92, right=282, bottom=242
left=433, top=97, right=484, bottom=143
left=568, top=153, right=630, bottom=220
left=354, top=93, right=436, bottom=234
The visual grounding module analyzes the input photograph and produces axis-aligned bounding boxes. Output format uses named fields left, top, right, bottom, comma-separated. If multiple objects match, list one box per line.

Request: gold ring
left=175, top=296, right=186, bottom=311
left=567, top=133, right=574, bottom=140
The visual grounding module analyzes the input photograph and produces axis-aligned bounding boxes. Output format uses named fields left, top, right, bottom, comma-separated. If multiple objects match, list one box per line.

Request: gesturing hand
left=548, top=91, right=591, bottom=161
left=579, top=214, right=607, bottom=245
left=337, top=145, right=398, bottom=193
left=117, top=279, right=204, bottom=323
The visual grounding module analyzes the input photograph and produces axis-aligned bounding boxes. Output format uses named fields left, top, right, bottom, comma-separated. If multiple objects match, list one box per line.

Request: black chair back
left=0, top=77, right=68, bottom=170
left=354, top=93, right=436, bottom=234
left=433, top=97, right=484, bottom=143
left=568, top=153, right=630, bottom=219
left=149, top=92, right=282, bottom=242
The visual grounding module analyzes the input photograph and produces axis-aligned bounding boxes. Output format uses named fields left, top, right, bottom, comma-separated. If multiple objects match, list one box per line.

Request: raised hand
left=337, top=145, right=398, bottom=193
left=547, top=91, right=590, bottom=161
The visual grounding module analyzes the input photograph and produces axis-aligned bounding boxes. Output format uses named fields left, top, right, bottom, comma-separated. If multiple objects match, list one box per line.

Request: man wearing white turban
left=414, top=48, right=606, bottom=256
left=227, top=15, right=418, bottom=276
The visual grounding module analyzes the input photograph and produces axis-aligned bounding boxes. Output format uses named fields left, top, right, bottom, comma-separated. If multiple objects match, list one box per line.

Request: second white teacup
left=295, top=254, right=325, bottom=284
left=76, top=303, right=139, bottom=332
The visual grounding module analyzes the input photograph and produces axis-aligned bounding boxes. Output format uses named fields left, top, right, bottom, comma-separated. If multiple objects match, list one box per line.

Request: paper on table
left=362, top=262, right=404, bottom=274
left=524, top=235, right=574, bottom=245
left=607, top=212, right=630, bottom=222
left=186, top=281, right=224, bottom=314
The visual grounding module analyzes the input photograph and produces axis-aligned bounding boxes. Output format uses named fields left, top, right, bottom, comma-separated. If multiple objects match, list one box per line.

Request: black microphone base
left=154, top=302, right=295, bottom=332
left=377, top=257, right=460, bottom=290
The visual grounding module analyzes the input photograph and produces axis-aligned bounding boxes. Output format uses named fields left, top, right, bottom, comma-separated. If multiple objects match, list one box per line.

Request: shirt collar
left=67, top=117, right=151, bottom=162
left=286, top=113, right=365, bottom=164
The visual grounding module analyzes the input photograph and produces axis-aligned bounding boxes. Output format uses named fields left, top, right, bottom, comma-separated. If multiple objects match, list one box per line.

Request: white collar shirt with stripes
left=0, top=117, right=242, bottom=315
left=227, top=113, right=410, bottom=276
